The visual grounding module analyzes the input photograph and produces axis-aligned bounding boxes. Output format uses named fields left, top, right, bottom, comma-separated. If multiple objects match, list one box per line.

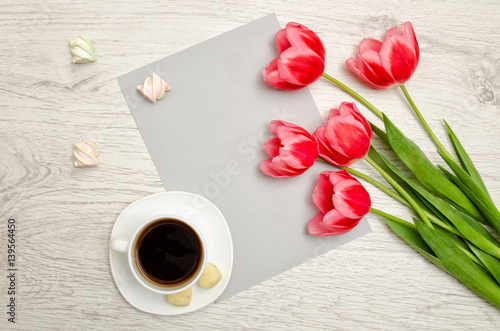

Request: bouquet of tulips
left=260, top=21, right=500, bottom=309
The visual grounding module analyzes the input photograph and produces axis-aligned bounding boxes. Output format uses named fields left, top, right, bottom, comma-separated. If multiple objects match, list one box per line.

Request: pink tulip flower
left=313, top=102, right=372, bottom=167
left=308, top=170, right=371, bottom=236
left=261, top=120, right=319, bottom=178
left=346, top=22, right=420, bottom=89
left=263, top=22, right=326, bottom=90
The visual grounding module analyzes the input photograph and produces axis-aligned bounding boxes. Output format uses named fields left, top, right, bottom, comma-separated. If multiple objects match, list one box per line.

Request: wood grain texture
left=1, top=0, right=500, bottom=329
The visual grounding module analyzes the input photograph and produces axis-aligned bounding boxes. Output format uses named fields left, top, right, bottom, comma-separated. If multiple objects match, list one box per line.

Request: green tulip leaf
left=376, top=153, right=463, bottom=235
left=444, top=120, right=490, bottom=197
left=369, top=121, right=389, bottom=146
left=408, top=219, right=486, bottom=270
left=456, top=209, right=500, bottom=248
left=467, top=242, right=500, bottom=285
left=415, top=219, right=500, bottom=309
left=381, top=217, right=447, bottom=272
left=438, top=150, right=500, bottom=234
left=439, top=166, right=493, bottom=227
left=380, top=153, right=500, bottom=259
left=368, top=146, right=417, bottom=200
left=383, top=114, right=483, bottom=221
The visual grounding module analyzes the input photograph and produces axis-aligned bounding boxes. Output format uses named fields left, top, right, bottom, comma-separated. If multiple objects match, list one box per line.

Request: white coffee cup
left=110, top=214, right=207, bottom=295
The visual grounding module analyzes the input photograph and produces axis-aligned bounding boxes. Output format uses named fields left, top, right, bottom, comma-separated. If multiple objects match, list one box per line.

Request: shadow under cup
left=132, top=216, right=206, bottom=293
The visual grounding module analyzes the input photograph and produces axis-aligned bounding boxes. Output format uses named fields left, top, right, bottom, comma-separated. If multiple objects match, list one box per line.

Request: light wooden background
left=1, top=0, right=500, bottom=330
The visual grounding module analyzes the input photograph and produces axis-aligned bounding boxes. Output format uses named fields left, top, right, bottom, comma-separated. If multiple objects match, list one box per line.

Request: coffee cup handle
left=110, top=238, right=129, bottom=253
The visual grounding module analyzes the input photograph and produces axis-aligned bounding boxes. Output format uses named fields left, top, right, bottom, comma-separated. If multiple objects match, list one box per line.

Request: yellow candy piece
left=198, top=263, right=222, bottom=288
left=167, top=288, right=192, bottom=307
left=69, top=36, right=95, bottom=64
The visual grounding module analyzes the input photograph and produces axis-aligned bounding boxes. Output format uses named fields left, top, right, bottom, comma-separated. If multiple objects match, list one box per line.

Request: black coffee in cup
left=134, top=218, right=204, bottom=287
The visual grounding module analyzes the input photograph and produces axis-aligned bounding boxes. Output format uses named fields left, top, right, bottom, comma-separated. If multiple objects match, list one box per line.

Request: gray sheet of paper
left=117, top=14, right=371, bottom=302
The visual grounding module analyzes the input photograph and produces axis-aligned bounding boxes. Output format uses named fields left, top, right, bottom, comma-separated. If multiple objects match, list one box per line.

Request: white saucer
left=109, top=191, right=233, bottom=315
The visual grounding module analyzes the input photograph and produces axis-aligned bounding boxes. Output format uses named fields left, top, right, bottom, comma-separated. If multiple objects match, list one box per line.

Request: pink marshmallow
left=137, top=73, right=171, bottom=103
left=73, top=141, right=99, bottom=167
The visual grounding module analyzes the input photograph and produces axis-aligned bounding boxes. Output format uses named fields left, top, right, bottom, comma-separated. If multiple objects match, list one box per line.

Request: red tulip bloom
left=313, top=102, right=372, bottom=167
left=346, top=22, right=419, bottom=89
left=308, top=170, right=371, bottom=236
left=263, top=22, right=326, bottom=90
left=261, top=120, right=319, bottom=178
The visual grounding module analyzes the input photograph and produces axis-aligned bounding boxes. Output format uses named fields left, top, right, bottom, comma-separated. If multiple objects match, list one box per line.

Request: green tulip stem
left=399, top=84, right=454, bottom=161
left=368, top=209, right=461, bottom=244
left=369, top=207, right=415, bottom=228
left=364, top=155, right=434, bottom=229
left=322, top=72, right=384, bottom=120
